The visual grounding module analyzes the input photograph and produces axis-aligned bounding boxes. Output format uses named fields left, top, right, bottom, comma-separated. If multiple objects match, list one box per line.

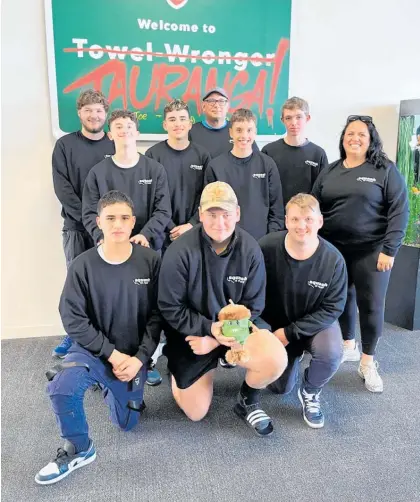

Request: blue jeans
left=47, top=344, right=146, bottom=451
left=270, top=322, right=343, bottom=394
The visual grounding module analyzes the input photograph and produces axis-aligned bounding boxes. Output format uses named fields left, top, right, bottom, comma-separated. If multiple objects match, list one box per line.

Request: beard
left=82, top=121, right=105, bottom=134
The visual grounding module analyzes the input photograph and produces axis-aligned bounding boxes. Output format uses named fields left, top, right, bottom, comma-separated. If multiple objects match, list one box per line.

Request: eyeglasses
left=204, top=98, right=228, bottom=106
left=346, top=115, right=373, bottom=124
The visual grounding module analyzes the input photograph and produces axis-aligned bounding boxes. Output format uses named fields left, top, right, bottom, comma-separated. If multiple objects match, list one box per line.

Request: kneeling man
left=158, top=182, right=287, bottom=437
left=259, top=194, right=347, bottom=428
left=36, top=191, right=161, bottom=484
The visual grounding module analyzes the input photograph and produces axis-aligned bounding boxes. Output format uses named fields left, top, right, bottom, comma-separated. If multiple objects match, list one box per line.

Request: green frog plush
left=218, top=302, right=253, bottom=364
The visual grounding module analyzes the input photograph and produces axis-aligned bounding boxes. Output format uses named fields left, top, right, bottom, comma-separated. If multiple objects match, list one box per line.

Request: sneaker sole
left=233, top=404, right=274, bottom=438
left=145, top=378, right=162, bottom=387
left=357, top=370, right=383, bottom=393
left=297, top=389, right=324, bottom=429
left=35, top=451, right=97, bottom=485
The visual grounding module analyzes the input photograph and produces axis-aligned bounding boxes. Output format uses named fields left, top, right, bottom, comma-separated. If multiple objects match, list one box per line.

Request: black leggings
left=338, top=247, right=391, bottom=356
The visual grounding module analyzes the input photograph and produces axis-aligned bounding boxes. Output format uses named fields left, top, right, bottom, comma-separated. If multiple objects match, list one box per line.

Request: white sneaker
left=358, top=361, right=383, bottom=393
left=342, top=342, right=361, bottom=362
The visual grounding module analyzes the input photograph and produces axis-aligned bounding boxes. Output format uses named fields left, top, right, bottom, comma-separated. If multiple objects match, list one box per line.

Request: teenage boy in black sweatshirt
left=82, top=109, right=171, bottom=252
left=35, top=191, right=161, bottom=486
left=145, top=99, right=211, bottom=249
left=262, top=97, right=328, bottom=205
left=52, top=89, right=115, bottom=358
left=189, top=87, right=258, bottom=158
left=203, top=108, right=284, bottom=241
left=259, top=194, right=347, bottom=429
left=158, top=181, right=287, bottom=437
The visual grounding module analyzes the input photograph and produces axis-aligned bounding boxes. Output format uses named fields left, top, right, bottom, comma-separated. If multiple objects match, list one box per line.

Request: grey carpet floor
left=1, top=324, right=420, bottom=502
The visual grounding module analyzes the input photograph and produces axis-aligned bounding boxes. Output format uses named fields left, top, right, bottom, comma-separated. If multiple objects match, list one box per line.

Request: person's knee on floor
left=171, top=374, right=213, bottom=422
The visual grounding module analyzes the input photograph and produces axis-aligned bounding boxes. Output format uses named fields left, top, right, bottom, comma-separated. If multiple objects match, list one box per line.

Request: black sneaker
left=35, top=440, right=96, bottom=485
left=219, top=355, right=236, bottom=369
left=297, top=384, right=324, bottom=429
left=234, top=394, right=274, bottom=437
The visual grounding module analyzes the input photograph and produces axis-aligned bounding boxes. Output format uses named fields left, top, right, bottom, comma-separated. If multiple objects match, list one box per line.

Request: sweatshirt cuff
left=139, top=227, right=152, bottom=241
left=100, top=338, right=116, bottom=360
left=203, top=318, right=213, bottom=337
left=284, top=325, right=297, bottom=343
left=381, top=245, right=398, bottom=258
left=135, top=348, right=150, bottom=366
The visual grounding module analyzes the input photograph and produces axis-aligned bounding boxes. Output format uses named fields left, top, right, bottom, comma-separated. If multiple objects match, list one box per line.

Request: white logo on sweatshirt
left=190, top=164, right=203, bottom=170
left=308, top=280, right=328, bottom=289
left=252, top=173, right=266, bottom=179
left=357, top=177, right=376, bottom=183
left=133, top=278, right=150, bottom=285
left=138, top=179, right=153, bottom=185
left=104, top=154, right=112, bottom=158
left=305, top=160, right=318, bottom=167
left=227, top=276, right=248, bottom=284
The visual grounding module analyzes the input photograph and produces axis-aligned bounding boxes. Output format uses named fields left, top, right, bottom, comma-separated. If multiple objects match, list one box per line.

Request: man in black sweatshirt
left=259, top=194, right=347, bottom=429
left=35, top=191, right=161, bottom=485
left=52, top=89, right=115, bottom=358
left=158, top=182, right=287, bottom=437
left=145, top=99, right=211, bottom=249
left=189, top=87, right=258, bottom=158
left=204, top=108, right=284, bottom=240
left=262, top=97, right=328, bottom=205
left=82, top=110, right=171, bottom=252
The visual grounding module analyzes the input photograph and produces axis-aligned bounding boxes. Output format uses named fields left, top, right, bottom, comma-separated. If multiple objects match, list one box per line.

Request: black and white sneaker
left=35, top=440, right=96, bottom=485
left=234, top=394, right=274, bottom=437
left=219, top=356, right=236, bottom=369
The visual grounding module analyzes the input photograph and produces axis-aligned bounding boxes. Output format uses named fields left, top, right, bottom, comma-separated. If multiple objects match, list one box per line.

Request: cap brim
left=200, top=202, right=237, bottom=213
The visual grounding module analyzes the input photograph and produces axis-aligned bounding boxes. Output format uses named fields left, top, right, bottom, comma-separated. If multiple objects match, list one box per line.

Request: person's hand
left=130, top=234, right=150, bottom=247
left=273, top=328, right=289, bottom=347
left=377, top=252, right=394, bottom=272
left=185, top=335, right=220, bottom=355
left=170, top=223, right=193, bottom=241
left=210, top=321, right=242, bottom=350
left=113, top=356, right=143, bottom=382
left=108, top=349, right=131, bottom=370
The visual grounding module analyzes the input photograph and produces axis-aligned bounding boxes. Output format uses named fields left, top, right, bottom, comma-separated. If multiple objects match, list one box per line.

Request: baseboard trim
left=1, top=324, right=65, bottom=340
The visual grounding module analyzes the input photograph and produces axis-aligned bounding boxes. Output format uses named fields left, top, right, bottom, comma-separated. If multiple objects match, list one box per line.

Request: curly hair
left=76, top=89, right=109, bottom=112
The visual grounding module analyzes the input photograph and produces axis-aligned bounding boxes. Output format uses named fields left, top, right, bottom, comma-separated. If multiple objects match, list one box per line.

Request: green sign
left=45, top=0, right=291, bottom=139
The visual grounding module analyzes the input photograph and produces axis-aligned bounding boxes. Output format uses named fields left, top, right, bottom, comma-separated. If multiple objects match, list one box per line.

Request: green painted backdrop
left=46, top=0, right=291, bottom=137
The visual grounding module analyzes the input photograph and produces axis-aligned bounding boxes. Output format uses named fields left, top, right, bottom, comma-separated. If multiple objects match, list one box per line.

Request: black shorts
left=164, top=342, right=227, bottom=390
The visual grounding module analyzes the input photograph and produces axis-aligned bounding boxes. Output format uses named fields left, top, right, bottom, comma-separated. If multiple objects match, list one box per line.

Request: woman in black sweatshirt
left=312, top=115, right=409, bottom=393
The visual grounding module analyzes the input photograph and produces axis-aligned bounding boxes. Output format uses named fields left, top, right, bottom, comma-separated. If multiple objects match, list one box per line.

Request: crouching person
left=36, top=191, right=161, bottom=485
left=259, top=194, right=347, bottom=429
left=158, top=181, right=287, bottom=437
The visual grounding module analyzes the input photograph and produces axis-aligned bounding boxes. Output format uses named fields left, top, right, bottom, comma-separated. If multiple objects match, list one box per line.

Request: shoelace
left=54, top=448, right=71, bottom=465
left=361, top=361, right=380, bottom=381
left=302, top=391, right=321, bottom=414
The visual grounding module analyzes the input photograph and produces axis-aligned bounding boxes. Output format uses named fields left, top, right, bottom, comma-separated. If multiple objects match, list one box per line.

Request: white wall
left=1, top=0, right=419, bottom=338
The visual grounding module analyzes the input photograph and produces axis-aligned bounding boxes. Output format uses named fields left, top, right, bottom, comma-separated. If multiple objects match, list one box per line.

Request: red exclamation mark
left=266, top=38, right=290, bottom=129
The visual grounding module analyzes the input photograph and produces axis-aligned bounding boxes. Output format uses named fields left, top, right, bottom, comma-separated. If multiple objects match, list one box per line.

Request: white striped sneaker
left=234, top=395, right=274, bottom=437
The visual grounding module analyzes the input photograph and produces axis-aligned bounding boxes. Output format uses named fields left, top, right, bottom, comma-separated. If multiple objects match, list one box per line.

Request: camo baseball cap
left=200, top=182, right=238, bottom=212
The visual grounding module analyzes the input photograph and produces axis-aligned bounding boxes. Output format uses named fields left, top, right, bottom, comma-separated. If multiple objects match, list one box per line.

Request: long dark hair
left=339, top=120, right=391, bottom=169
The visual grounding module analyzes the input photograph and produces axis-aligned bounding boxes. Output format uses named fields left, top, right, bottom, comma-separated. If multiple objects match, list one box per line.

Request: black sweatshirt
left=262, top=139, right=328, bottom=205
left=189, top=121, right=259, bottom=159
left=259, top=231, right=347, bottom=342
left=145, top=141, right=211, bottom=229
left=204, top=151, right=284, bottom=240
left=82, top=156, right=171, bottom=250
left=59, top=245, right=162, bottom=364
left=158, top=224, right=266, bottom=352
left=312, top=160, right=409, bottom=257
left=52, top=131, right=115, bottom=231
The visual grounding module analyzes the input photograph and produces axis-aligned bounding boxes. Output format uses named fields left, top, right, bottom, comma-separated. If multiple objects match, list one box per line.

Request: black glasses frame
left=346, top=115, right=373, bottom=124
